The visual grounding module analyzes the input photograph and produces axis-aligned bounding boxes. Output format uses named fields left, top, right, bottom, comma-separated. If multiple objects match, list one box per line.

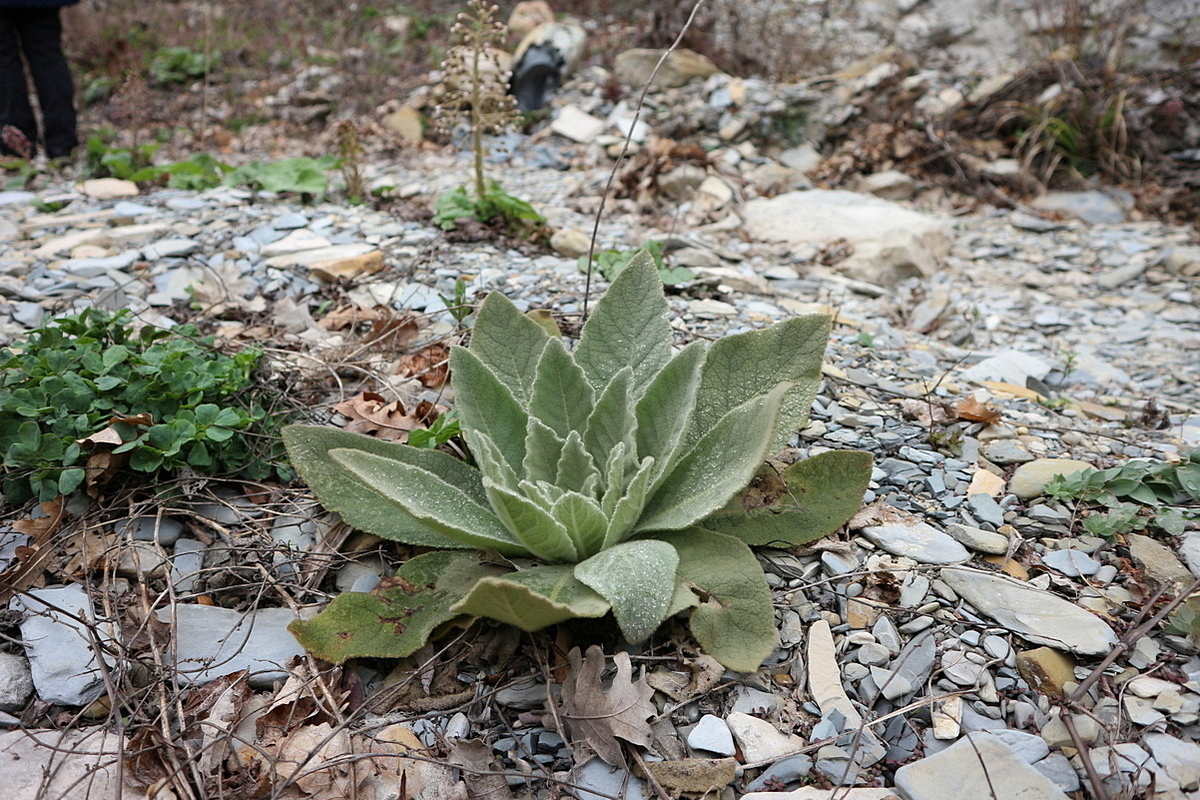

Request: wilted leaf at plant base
left=558, top=646, right=655, bottom=769
left=574, top=539, right=679, bottom=643
left=289, top=551, right=501, bottom=662
left=452, top=565, right=610, bottom=630
left=657, top=528, right=776, bottom=673
left=701, top=450, right=872, bottom=547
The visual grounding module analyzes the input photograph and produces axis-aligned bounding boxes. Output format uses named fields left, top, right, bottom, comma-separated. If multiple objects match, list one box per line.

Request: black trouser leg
left=0, top=9, right=39, bottom=157
left=17, top=8, right=77, bottom=158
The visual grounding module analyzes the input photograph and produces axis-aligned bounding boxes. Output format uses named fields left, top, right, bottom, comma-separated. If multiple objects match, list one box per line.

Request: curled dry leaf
left=78, top=413, right=154, bottom=494
left=955, top=396, right=1002, bottom=424
left=557, top=645, right=655, bottom=769
left=331, top=392, right=442, bottom=442
left=0, top=498, right=64, bottom=604
left=364, top=313, right=420, bottom=347
left=396, top=342, right=451, bottom=388
left=847, top=501, right=923, bottom=531
left=318, top=304, right=387, bottom=331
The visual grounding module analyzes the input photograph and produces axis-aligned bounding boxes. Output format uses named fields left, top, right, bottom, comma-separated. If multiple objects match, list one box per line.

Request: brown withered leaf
left=955, top=396, right=1002, bottom=424
left=331, top=392, right=427, bottom=442
left=847, top=501, right=923, bottom=531
left=317, top=304, right=385, bottom=331
left=396, top=343, right=450, bottom=388
left=363, top=313, right=420, bottom=347
left=257, top=658, right=340, bottom=742
left=445, top=740, right=514, bottom=800
left=892, top=398, right=952, bottom=427
left=77, top=413, right=153, bottom=494
left=0, top=498, right=65, bottom=604
left=558, top=645, right=655, bottom=769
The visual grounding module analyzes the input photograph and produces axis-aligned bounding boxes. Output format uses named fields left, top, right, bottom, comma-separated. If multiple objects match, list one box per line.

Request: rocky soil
left=2, top=3, right=1200, bottom=799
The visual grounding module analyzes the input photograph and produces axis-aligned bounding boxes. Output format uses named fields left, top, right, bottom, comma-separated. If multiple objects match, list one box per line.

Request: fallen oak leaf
left=331, top=392, right=431, bottom=442
left=891, top=398, right=951, bottom=427
left=556, top=645, right=655, bottom=770
left=0, top=498, right=65, bottom=604
left=396, top=343, right=450, bottom=388
left=955, top=396, right=1002, bottom=424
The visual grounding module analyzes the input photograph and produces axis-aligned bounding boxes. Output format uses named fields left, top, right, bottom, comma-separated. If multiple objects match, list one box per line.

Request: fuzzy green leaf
left=555, top=430, right=600, bottom=495
left=452, top=566, right=611, bottom=629
left=288, top=551, right=501, bottom=662
left=469, top=430, right=519, bottom=491
left=574, top=540, right=679, bottom=643
left=605, top=455, right=656, bottom=549
left=468, top=291, right=553, bottom=407
left=283, top=425, right=483, bottom=548
left=657, top=528, right=776, bottom=672
left=575, top=251, right=673, bottom=396
left=702, top=450, right=872, bottom=547
left=523, top=417, right=566, bottom=485
left=329, top=448, right=528, bottom=555
left=530, top=338, right=595, bottom=439
left=583, top=366, right=637, bottom=473
left=552, top=491, right=609, bottom=558
left=636, top=384, right=789, bottom=533
left=687, top=315, right=831, bottom=452
left=636, top=341, right=705, bottom=488
left=483, top=478, right=578, bottom=562
left=449, top=346, right=527, bottom=472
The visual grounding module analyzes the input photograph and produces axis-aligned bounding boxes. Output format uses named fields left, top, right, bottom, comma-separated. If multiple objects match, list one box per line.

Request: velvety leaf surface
left=452, top=566, right=610, bottom=629
left=702, top=450, right=873, bottom=546
left=483, top=478, right=578, bottom=562
left=687, top=315, right=831, bottom=452
left=330, top=448, right=527, bottom=555
left=288, top=551, right=500, bottom=662
left=583, top=366, right=637, bottom=473
left=635, top=341, right=705, bottom=487
left=552, top=491, right=609, bottom=558
left=529, top=337, right=595, bottom=438
left=636, top=384, right=788, bottom=533
left=283, top=425, right=482, bottom=548
left=575, top=251, right=673, bottom=395
left=657, top=529, right=776, bottom=672
left=523, top=416, right=566, bottom=485
left=468, top=291, right=552, bottom=407
left=449, top=346, right=528, bottom=471
left=574, top=539, right=680, bottom=643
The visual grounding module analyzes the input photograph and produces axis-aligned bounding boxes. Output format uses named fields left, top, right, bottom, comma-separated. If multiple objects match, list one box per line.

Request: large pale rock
left=0, top=728, right=132, bottom=800
left=940, top=567, right=1117, bottom=655
left=741, top=190, right=952, bottom=286
left=1009, top=458, right=1095, bottom=499
left=726, top=711, right=806, bottom=763
left=382, top=106, right=424, bottom=143
left=895, top=734, right=1068, bottom=800
left=155, top=604, right=308, bottom=687
left=807, top=619, right=863, bottom=728
left=550, top=105, right=606, bottom=144
left=1127, top=533, right=1195, bottom=594
left=861, top=522, right=970, bottom=564
left=78, top=178, right=138, bottom=199
left=614, top=48, right=722, bottom=89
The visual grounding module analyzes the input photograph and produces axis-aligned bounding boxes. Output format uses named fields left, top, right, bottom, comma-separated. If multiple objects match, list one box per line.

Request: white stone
left=895, top=734, right=1068, bottom=799
left=258, top=228, right=332, bottom=258
left=688, top=714, right=736, bottom=756
left=741, top=189, right=952, bottom=286
left=726, top=711, right=806, bottom=763
left=551, top=105, right=606, bottom=144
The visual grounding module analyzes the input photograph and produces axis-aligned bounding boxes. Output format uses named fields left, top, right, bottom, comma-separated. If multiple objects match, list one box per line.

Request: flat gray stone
left=1031, top=189, right=1129, bottom=225
left=1033, top=752, right=1081, bottom=792
left=1182, top=532, right=1200, bottom=578
left=1144, top=733, right=1200, bottom=792
left=688, top=714, right=735, bottom=756
left=574, top=755, right=647, bottom=800
left=966, top=493, right=1005, bottom=526
left=980, top=439, right=1034, bottom=465
left=960, top=350, right=1052, bottom=386
left=861, top=522, right=970, bottom=564
left=154, top=604, right=308, bottom=687
left=895, top=733, right=1068, bottom=800
left=945, top=522, right=1009, bottom=554
left=1127, top=533, right=1195, bottom=593
left=0, top=652, right=33, bottom=711
left=12, top=584, right=111, bottom=706
left=969, top=730, right=1050, bottom=763
left=0, top=727, right=130, bottom=800
left=940, top=567, right=1117, bottom=655
left=1041, top=549, right=1102, bottom=577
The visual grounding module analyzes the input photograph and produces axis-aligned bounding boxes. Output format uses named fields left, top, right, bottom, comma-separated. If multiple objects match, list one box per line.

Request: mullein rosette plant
left=285, top=252, right=871, bottom=671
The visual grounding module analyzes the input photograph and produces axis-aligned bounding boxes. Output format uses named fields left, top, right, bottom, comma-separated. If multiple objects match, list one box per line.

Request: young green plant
left=285, top=251, right=871, bottom=671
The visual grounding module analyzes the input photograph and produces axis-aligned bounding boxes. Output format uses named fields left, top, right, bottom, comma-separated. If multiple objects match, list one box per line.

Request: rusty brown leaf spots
left=955, top=396, right=1002, bottom=424
left=892, top=398, right=951, bottom=427
left=331, top=392, right=443, bottom=442
left=0, top=498, right=65, bottom=603
left=396, top=342, right=451, bottom=388
left=558, top=645, right=655, bottom=769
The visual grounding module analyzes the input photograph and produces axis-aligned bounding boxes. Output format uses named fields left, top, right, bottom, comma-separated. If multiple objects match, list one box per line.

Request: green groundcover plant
left=285, top=252, right=871, bottom=671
